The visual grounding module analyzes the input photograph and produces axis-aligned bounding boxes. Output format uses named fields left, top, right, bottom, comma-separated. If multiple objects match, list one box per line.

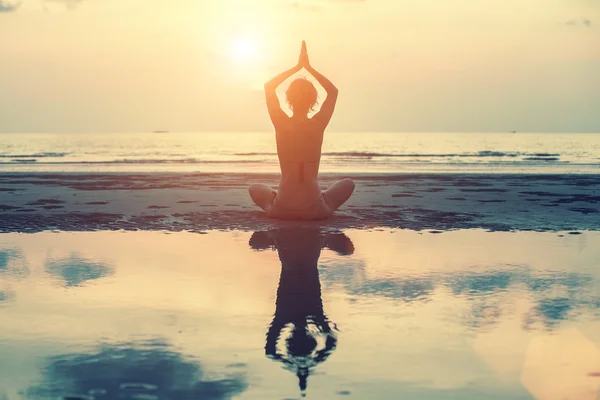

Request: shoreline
left=1, top=170, right=600, bottom=175
left=1, top=172, right=599, bottom=233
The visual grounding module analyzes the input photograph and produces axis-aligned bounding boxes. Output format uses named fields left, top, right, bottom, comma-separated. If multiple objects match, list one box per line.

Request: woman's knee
left=334, top=178, right=355, bottom=197
left=248, top=184, right=262, bottom=195
left=248, top=184, right=264, bottom=204
left=342, top=178, right=355, bottom=193
left=324, top=178, right=355, bottom=211
left=248, top=184, right=258, bottom=200
left=249, top=184, right=275, bottom=208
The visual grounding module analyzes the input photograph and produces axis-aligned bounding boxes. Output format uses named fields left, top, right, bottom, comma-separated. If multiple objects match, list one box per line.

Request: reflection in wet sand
left=0, top=249, right=29, bottom=278
left=45, top=254, right=114, bottom=287
left=0, top=290, right=14, bottom=304
left=251, top=227, right=354, bottom=397
left=27, top=340, right=247, bottom=400
left=0, top=248, right=29, bottom=306
left=0, top=230, right=599, bottom=399
left=320, top=264, right=600, bottom=331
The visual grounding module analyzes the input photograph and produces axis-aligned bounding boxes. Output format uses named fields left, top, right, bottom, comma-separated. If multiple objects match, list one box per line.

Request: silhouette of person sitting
left=249, top=41, right=355, bottom=220
left=249, top=227, right=355, bottom=396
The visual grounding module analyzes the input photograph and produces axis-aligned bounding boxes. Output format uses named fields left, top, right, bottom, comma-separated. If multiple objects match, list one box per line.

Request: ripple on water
left=129, top=394, right=159, bottom=400
left=60, top=395, right=94, bottom=400
left=117, top=383, right=160, bottom=400
left=119, top=383, right=159, bottom=391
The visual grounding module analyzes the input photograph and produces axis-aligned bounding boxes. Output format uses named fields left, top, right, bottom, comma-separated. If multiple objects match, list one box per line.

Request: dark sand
left=0, top=173, right=599, bottom=233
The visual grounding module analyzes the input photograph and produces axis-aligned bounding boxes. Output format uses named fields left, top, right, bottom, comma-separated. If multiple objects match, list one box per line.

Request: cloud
left=0, top=0, right=20, bottom=12
left=0, top=249, right=29, bottom=279
left=566, top=18, right=592, bottom=27
left=320, top=260, right=600, bottom=331
left=0, top=291, right=15, bottom=304
left=27, top=340, right=248, bottom=399
left=45, top=254, right=114, bottom=287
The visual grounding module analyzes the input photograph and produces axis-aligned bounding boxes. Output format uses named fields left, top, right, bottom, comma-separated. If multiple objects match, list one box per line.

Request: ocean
left=1, top=132, right=599, bottom=174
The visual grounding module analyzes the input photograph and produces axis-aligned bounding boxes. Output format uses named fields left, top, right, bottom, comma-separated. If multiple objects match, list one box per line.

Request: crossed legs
left=322, top=178, right=355, bottom=212
left=249, top=178, right=355, bottom=218
left=249, top=184, right=276, bottom=212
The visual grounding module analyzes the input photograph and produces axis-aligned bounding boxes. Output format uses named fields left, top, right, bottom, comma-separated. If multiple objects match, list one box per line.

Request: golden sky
left=0, top=0, right=599, bottom=132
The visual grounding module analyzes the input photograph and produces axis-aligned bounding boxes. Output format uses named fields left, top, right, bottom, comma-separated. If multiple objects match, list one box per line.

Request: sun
left=230, top=36, right=259, bottom=64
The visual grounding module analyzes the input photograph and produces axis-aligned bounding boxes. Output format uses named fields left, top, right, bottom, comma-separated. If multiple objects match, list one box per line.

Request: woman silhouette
left=248, top=41, right=355, bottom=220
left=250, top=227, right=355, bottom=396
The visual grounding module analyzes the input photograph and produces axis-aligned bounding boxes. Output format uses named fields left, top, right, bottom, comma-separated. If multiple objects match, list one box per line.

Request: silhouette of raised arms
left=264, top=41, right=339, bottom=129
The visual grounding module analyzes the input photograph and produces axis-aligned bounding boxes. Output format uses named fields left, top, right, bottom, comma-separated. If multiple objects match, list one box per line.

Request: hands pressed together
left=296, top=41, right=312, bottom=71
left=264, top=39, right=338, bottom=120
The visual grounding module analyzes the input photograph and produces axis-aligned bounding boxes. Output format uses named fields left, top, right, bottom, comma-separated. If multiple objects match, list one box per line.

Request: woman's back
left=276, top=119, right=324, bottom=165
left=275, top=118, right=325, bottom=207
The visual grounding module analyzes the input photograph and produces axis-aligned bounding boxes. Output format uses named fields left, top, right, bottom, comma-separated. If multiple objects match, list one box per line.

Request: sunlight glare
left=230, top=36, right=259, bottom=64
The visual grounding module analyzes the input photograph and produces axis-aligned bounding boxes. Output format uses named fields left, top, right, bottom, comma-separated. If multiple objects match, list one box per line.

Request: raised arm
left=303, top=48, right=339, bottom=127
left=265, top=64, right=301, bottom=126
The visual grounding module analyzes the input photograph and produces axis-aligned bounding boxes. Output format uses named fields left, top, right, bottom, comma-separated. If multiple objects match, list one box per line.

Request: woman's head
left=286, top=77, right=318, bottom=114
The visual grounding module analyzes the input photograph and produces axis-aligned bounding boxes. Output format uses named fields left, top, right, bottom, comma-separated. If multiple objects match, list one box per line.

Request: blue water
left=1, top=229, right=600, bottom=399
left=0, top=132, right=599, bottom=173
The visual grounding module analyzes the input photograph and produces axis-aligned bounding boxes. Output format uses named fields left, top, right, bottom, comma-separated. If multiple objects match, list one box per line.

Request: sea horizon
left=1, top=131, right=599, bottom=174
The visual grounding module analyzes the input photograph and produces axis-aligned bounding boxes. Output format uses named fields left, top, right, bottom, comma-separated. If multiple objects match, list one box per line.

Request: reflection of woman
left=250, top=227, right=354, bottom=395
left=248, top=41, right=355, bottom=220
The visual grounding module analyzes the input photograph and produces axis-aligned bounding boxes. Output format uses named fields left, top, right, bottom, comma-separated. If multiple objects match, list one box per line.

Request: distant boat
left=153, top=130, right=169, bottom=133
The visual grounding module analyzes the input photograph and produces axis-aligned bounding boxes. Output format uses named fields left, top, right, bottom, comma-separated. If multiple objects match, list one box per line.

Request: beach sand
left=2, top=172, right=600, bottom=399
left=0, top=173, right=599, bottom=233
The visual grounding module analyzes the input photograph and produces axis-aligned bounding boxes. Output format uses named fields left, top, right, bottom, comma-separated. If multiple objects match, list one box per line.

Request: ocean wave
left=0, top=159, right=268, bottom=165
left=112, top=159, right=263, bottom=164
left=10, top=159, right=38, bottom=163
left=523, top=157, right=561, bottom=162
left=235, top=151, right=561, bottom=159
left=0, top=152, right=69, bottom=158
left=0, top=153, right=568, bottom=166
left=234, top=152, right=277, bottom=156
left=0, top=159, right=576, bottom=167
left=0, top=152, right=570, bottom=166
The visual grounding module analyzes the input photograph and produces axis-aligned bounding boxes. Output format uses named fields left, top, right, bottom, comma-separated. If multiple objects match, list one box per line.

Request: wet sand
left=0, top=173, right=599, bottom=233
left=1, top=229, right=600, bottom=399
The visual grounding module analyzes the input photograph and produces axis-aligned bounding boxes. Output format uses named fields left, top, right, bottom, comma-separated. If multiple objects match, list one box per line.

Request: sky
left=0, top=0, right=599, bottom=133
